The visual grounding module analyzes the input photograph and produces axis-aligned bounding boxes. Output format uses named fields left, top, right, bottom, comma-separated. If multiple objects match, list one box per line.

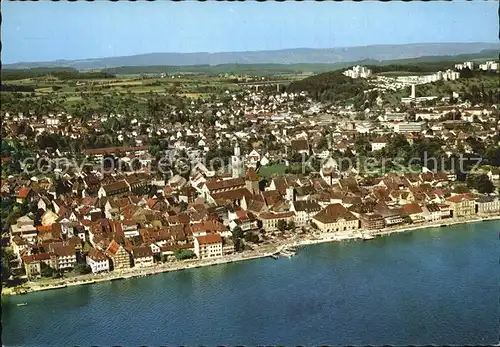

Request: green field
left=257, top=163, right=304, bottom=178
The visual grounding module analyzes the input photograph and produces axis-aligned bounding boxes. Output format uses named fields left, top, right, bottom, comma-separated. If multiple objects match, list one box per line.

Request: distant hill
left=4, top=42, right=499, bottom=71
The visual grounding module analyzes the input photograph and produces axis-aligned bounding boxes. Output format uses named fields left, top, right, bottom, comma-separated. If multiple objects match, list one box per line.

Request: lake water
left=2, top=221, right=499, bottom=346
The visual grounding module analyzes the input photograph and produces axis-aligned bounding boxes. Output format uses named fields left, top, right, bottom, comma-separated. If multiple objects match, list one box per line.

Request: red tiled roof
left=446, top=193, right=476, bottom=203
left=205, top=177, right=245, bottom=191
left=23, top=253, right=51, bottom=263
left=133, top=246, right=153, bottom=258
left=313, top=203, right=358, bottom=223
left=197, top=233, right=222, bottom=245
left=246, top=168, right=259, bottom=181
left=106, top=240, right=121, bottom=256
left=191, top=221, right=227, bottom=233
left=259, top=211, right=295, bottom=220
left=36, top=225, right=52, bottom=232
left=402, top=203, right=423, bottom=215
left=17, top=187, right=31, bottom=199
left=235, top=210, right=250, bottom=220
left=211, top=188, right=252, bottom=202
left=87, top=248, right=108, bottom=262
left=84, top=145, right=149, bottom=156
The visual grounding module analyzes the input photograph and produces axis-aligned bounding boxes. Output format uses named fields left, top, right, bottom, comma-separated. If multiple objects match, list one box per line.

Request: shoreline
left=3, top=215, right=500, bottom=297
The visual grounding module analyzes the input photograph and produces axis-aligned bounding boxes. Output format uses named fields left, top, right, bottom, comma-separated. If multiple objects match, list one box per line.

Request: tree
left=453, top=184, right=470, bottom=194
left=41, top=263, right=54, bottom=277
left=75, top=263, right=92, bottom=275
left=277, top=219, right=287, bottom=232
left=231, top=226, right=244, bottom=240
left=459, top=68, right=474, bottom=79
left=1, top=248, right=15, bottom=282
left=475, top=174, right=495, bottom=194
left=174, top=249, right=195, bottom=260
left=244, top=232, right=259, bottom=243
left=316, top=136, right=328, bottom=151
left=484, top=145, right=500, bottom=166
left=233, top=238, right=244, bottom=252
left=355, top=136, right=370, bottom=157
left=287, top=221, right=296, bottom=231
left=466, top=174, right=495, bottom=194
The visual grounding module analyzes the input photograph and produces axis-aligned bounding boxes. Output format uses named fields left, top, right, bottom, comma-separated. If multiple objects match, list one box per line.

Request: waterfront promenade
left=4, top=214, right=499, bottom=296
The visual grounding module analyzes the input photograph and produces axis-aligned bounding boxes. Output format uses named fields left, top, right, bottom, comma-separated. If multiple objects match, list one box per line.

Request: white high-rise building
left=455, top=61, right=474, bottom=70
left=410, top=84, right=416, bottom=99
left=343, top=65, right=372, bottom=79
left=479, top=61, right=499, bottom=71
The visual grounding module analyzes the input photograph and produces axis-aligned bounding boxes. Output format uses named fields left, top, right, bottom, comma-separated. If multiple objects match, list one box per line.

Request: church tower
left=231, top=143, right=245, bottom=178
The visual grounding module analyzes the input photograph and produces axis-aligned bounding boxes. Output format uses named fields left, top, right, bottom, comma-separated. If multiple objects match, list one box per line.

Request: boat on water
left=17, top=303, right=28, bottom=307
left=362, top=234, right=375, bottom=240
left=270, top=254, right=279, bottom=260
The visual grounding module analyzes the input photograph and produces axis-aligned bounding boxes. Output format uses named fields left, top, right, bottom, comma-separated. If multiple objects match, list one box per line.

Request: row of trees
left=1, top=68, right=115, bottom=81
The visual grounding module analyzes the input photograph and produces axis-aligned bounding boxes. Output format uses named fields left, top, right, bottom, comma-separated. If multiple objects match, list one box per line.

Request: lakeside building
left=422, top=204, right=442, bottom=221
left=445, top=194, right=476, bottom=218
left=476, top=196, right=500, bottom=214
left=359, top=213, right=385, bottom=230
left=290, top=200, right=322, bottom=227
left=259, top=211, right=296, bottom=232
left=132, top=247, right=154, bottom=267
left=105, top=241, right=132, bottom=270
left=49, top=245, right=77, bottom=270
left=312, top=203, right=360, bottom=232
left=86, top=248, right=110, bottom=274
left=22, top=253, right=51, bottom=279
left=194, top=234, right=223, bottom=259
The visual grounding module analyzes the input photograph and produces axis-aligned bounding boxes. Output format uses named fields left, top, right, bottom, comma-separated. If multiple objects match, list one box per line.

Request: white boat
left=17, top=303, right=28, bottom=307
left=362, top=234, right=375, bottom=240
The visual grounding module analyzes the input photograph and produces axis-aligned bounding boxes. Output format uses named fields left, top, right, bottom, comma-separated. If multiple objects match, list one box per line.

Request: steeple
left=234, top=142, right=241, bottom=157
left=231, top=142, right=244, bottom=178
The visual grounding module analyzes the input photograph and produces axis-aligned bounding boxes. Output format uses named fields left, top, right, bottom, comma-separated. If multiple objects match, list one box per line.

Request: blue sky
left=2, top=1, right=498, bottom=64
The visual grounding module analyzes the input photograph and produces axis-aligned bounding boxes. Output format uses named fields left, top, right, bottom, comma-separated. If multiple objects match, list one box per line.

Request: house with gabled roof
left=22, top=253, right=51, bottom=279
left=86, top=247, right=110, bottom=273
left=16, top=187, right=34, bottom=204
left=131, top=246, right=154, bottom=267
left=422, top=203, right=442, bottom=221
left=402, top=203, right=425, bottom=223
left=99, top=180, right=131, bottom=198
left=194, top=233, right=223, bottom=259
left=312, top=203, right=359, bottom=232
left=290, top=200, right=322, bottom=227
left=445, top=194, right=476, bottom=217
left=259, top=211, right=295, bottom=232
left=105, top=240, right=131, bottom=270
